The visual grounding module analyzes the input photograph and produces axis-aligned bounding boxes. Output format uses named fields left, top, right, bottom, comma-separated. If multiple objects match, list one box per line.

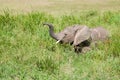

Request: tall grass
left=0, top=10, right=120, bottom=80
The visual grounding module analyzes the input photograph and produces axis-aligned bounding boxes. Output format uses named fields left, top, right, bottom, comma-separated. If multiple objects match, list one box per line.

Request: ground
left=0, top=0, right=120, bottom=15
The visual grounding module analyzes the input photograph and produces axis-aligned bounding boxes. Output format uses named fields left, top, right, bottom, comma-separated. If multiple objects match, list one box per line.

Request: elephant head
left=43, top=23, right=84, bottom=44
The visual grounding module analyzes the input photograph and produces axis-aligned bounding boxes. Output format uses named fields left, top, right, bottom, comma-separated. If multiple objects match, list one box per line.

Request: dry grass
left=0, top=0, right=120, bottom=15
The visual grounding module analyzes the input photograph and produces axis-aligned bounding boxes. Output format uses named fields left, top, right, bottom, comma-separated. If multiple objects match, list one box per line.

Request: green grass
left=0, top=10, right=120, bottom=80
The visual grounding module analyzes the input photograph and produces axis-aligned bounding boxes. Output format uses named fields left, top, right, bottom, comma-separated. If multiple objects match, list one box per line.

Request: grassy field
left=0, top=0, right=120, bottom=15
left=0, top=0, right=120, bottom=80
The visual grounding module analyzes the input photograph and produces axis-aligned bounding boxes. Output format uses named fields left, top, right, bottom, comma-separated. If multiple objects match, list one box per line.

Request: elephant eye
left=64, top=33, right=67, bottom=35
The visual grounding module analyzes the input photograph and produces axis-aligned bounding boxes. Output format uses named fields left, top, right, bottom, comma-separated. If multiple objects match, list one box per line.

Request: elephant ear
left=73, top=26, right=91, bottom=46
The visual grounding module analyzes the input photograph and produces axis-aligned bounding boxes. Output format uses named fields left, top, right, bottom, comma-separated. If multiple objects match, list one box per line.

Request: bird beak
left=56, top=40, right=61, bottom=44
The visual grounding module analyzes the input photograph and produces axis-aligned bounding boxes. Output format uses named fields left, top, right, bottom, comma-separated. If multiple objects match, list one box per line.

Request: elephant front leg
left=74, top=40, right=91, bottom=54
left=74, top=45, right=82, bottom=54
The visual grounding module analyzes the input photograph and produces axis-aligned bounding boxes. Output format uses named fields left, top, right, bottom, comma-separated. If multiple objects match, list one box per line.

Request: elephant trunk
left=43, top=23, right=58, bottom=40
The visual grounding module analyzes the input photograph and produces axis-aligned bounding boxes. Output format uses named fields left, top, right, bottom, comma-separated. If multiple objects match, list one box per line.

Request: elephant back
left=90, top=27, right=109, bottom=42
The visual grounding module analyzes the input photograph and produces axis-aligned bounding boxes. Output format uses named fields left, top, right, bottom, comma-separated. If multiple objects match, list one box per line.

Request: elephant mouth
left=56, top=40, right=61, bottom=44
left=56, top=34, right=67, bottom=44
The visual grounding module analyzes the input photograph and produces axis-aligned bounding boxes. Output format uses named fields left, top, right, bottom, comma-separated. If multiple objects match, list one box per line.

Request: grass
left=0, top=0, right=120, bottom=15
left=0, top=10, right=120, bottom=80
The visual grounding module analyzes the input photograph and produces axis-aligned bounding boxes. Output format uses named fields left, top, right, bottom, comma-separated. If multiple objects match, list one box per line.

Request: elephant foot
left=74, top=45, right=91, bottom=54
left=81, top=47, right=91, bottom=53
left=74, top=46, right=82, bottom=54
left=74, top=40, right=91, bottom=54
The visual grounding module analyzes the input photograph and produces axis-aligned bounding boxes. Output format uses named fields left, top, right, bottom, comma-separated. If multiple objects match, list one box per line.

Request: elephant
left=43, top=23, right=91, bottom=53
left=43, top=23, right=86, bottom=45
left=43, top=23, right=109, bottom=53
left=90, top=27, right=109, bottom=47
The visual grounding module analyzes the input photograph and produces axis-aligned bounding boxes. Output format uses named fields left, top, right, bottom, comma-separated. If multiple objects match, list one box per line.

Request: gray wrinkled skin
left=43, top=23, right=85, bottom=44
left=73, top=26, right=91, bottom=46
left=90, top=27, right=109, bottom=42
left=73, top=26, right=92, bottom=53
left=90, top=27, right=109, bottom=47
